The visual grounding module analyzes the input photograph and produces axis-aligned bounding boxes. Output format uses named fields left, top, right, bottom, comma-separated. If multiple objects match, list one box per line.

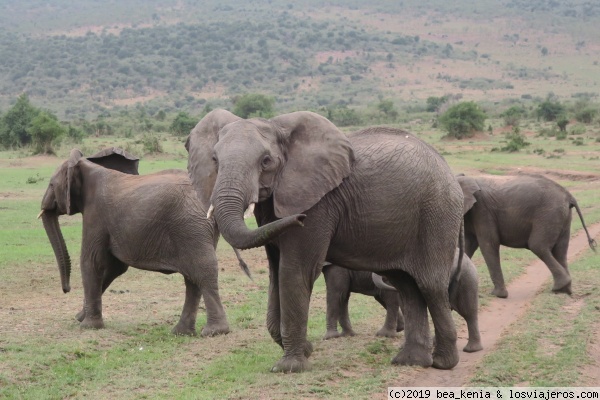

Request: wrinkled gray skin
left=186, top=110, right=464, bottom=372
left=40, top=147, right=248, bottom=336
left=458, top=174, right=597, bottom=298
left=372, top=250, right=483, bottom=353
left=322, top=264, right=404, bottom=339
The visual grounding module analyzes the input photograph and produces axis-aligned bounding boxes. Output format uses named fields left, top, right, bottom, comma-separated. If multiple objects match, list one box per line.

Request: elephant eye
left=261, top=155, right=273, bottom=169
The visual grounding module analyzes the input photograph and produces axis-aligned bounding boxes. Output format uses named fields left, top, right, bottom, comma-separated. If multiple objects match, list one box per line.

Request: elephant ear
left=86, top=147, right=140, bottom=175
left=270, top=111, right=355, bottom=218
left=66, top=149, right=84, bottom=215
left=185, top=109, right=242, bottom=210
left=456, top=175, right=481, bottom=215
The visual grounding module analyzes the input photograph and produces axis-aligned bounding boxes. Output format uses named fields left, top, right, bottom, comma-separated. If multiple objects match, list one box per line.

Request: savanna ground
left=1, top=120, right=600, bottom=399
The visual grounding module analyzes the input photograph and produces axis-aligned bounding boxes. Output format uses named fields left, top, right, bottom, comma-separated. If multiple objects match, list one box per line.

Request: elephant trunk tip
left=63, top=285, right=71, bottom=294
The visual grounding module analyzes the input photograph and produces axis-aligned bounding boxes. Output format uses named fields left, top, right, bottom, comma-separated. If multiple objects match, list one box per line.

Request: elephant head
left=456, top=175, right=481, bottom=215
left=39, top=148, right=139, bottom=293
left=186, top=109, right=354, bottom=250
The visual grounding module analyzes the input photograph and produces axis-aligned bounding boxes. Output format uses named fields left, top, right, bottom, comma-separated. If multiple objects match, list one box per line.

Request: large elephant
left=39, top=147, right=248, bottom=336
left=186, top=110, right=464, bottom=372
left=457, top=173, right=597, bottom=298
left=322, top=263, right=404, bottom=340
left=372, top=249, right=483, bottom=353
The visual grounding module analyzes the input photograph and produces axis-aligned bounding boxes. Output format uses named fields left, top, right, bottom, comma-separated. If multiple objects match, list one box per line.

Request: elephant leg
left=76, top=261, right=128, bottom=322
left=478, top=239, right=508, bottom=298
left=530, top=241, right=572, bottom=295
left=375, top=292, right=401, bottom=338
left=452, top=276, right=482, bottom=353
left=464, top=233, right=479, bottom=258
left=79, top=253, right=106, bottom=329
left=552, top=224, right=571, bottom=274
left=270, top=244, right=327, bottom=373
left=323, top=268, right=354, bottom=339
left=386, top=270, right=432, bottom=368
left=198, top=261, right=230, bottom=337
left=171, top=277, right=202, bottom=336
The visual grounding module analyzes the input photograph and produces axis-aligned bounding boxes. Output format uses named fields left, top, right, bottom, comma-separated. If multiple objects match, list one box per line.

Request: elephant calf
left=371, top=250, right=482, bottom=353
left=40, top=147, right=247, bottom=336
left=458, top=173, right=597, bottom=298
left=322, top=264, right=404, bottom=339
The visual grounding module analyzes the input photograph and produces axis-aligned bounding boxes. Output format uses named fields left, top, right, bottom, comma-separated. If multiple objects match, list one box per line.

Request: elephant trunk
left=211, top=182, right=304, bottom=250
left=41, top=210, right=71, bottom=293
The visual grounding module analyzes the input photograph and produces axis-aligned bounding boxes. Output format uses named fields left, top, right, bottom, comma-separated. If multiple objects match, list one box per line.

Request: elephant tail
left=448, top=220, right=465, bottom=302
left=569, top=196, right=597, bottom=251
left=233, top=248, right=253, bottom=281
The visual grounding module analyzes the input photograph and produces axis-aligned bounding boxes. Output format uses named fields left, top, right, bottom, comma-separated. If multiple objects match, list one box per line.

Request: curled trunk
left=41, top=211, right=71, bottom=293
left=213, top=194, right=304, bottom=250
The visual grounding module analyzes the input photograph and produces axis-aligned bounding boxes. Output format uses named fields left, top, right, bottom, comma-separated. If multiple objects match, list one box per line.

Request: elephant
left=39, top=147, right=249, bottom=336
left=186, top=109, right=464, bottom=372
left=372, top=249, right=483, bottom=353
left=457, top=173, right=597, bottom=298
left=322, top=263, right=404, bottom=340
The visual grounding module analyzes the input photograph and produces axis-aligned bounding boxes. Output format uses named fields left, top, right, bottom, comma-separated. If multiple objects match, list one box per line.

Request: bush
left=426, top=95, right=449, bottom=112
left=232, top=93, right=275, bottom=119
left=325, top=106, right=362, bottom=127
left=438, top=101, right=486, bottom=139
left=0, top=94, right=40, bottom=148
left=500, top=105, right=526, bottom=126
left=536, top=98, right=565, bottom=121
left=30, top=111, right=66, bottom=155
left=500, top=127, right=530, bottom=152
left=574, top=106, right=597, bottom=123
left=140, top=133, right=163, bottom=154
left=169, top=111, right=197, bottom=136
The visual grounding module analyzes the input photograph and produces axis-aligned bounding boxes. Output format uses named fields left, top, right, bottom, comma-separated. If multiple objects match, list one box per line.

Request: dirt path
left=394, top=222, right=600, bottom=388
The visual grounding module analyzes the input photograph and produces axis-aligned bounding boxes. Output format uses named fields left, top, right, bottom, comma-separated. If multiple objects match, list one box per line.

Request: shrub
left=141, top=133, right=163, bottom=154
left=500, top=105, right=526, bottom=126
left=169, top=111, right=197, bottom=136
left=536, top=98, right=565, bottom=121
left=30, top=111, right=66, bottom=155
left=438, top=101, right=486, bottom=139
left=574, top=106, right=597, bottom=123
left=232, top=93, right=275, bottom=119
left=500, top=127, right=530, bottom=152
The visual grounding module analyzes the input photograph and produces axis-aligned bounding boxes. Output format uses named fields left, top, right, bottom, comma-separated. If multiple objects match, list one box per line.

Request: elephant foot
left=80, top=316, right=104, bottom=330
left=200, top=322, right=230, bottom=337
left=323, top=330, right=342, bottom=340
left=552, top=280, right=572, bottom=295
left=376, top=327, right=398, bottom=338
left=432, top=344, right=459, bottom=369
left=271, top=355, right=311, bottom=373
left=491, top=287, right=508, bottom=298
left=75, top=309, right=86, bottom=322
left=463, top=340, right=483, bottom=353
left=172, top=323, right=197, bottom=336
left=304, top=340, right=314, bottom=358
left=392, top=344, right=433, bottom=368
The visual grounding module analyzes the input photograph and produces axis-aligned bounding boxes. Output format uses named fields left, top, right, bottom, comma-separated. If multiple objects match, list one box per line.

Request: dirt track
left=392, top=222, right=600, bottom=388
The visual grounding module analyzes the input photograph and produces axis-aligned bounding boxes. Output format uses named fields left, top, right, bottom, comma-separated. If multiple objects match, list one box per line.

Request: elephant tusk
left=37, top=210, right=44, bottom=219
left=206, top=204, right=215, bottom=219
left=243, top=203, right=255, bottom=219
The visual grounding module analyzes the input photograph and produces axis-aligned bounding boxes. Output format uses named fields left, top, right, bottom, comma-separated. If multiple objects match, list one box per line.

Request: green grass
left=1, top=124, right=600, bottom=398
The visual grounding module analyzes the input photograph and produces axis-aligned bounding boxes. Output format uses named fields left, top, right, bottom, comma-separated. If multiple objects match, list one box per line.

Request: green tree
left=0, top=94, right=39, bottom=148
left=438, top=101, right=487, bottom=139
left=536, top=99, right=565, bottom=121
left=233, top=93, right=275, bottom=118
left=500, top=105, right=526, bottom=126
left=30, top=111, right=66, bottom=155
left=574, top=106, right=597, bottom=123
left=426, top=95, right=449, bottom=113
left=377, top=99, right=398, bottom=120
left=169, top=112, right=197, bottom=136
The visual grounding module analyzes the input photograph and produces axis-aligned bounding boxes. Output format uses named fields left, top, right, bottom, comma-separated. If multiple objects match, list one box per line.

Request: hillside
left=0, top=0, right=599, bottom=118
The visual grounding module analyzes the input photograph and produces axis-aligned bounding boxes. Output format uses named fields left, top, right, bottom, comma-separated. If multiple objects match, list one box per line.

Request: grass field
left=1, top=120, right=600, bottom=398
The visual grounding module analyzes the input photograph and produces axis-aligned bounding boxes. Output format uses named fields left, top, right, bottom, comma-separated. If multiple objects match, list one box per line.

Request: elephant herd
left=40, top=110, right=596, bottom=373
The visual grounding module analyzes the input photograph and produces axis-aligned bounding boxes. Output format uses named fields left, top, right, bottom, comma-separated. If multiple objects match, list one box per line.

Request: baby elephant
left=322, top=264, right=404, bottom=339
left=326, top=250, right=483, bottom=353
left=39, top=147, right=248, bottom=336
